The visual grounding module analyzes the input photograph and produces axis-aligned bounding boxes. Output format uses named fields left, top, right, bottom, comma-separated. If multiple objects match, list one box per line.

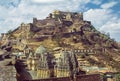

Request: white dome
left=35, top=45, right=47, bottom=54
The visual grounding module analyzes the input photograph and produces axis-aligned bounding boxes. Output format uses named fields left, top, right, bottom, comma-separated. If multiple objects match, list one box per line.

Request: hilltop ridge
left=0, top=10, right=120, bottom=72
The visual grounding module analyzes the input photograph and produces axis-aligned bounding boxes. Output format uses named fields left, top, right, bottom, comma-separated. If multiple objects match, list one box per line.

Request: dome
left=35, top=45, right=47, bottom=54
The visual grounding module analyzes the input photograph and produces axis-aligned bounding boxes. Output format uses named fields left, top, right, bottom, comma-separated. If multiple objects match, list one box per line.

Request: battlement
left=49, top=10, right=83, bottom=21
left=33, top=10, right=84, bottom=25
left=33, top=10, right=84, bottom=27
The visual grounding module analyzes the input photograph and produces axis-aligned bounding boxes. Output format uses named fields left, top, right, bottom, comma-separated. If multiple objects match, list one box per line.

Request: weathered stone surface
left=0, top=66, right=17, bottom=81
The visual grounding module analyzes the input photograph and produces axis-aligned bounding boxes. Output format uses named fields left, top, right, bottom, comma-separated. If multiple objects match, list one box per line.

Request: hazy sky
left=0, top=0, right=120, bottom=41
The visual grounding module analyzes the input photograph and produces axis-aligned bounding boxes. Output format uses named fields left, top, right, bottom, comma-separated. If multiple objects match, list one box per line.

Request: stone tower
left=54, top=50, right=79, bottom=78
left=66, top=13, right=73, bottom=21
left=54, top=51, right=71, bottom=77
left=35, top=46, right=53, bottom=79
left=19, top=23, right=31, bottom=39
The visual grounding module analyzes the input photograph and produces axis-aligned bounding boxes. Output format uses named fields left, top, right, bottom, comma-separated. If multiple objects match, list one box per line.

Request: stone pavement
left=0, top=66, right=17, bottom=81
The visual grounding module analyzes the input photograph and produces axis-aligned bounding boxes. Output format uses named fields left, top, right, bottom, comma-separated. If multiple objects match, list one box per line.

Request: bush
left=116, top=73, right=120, bottom=81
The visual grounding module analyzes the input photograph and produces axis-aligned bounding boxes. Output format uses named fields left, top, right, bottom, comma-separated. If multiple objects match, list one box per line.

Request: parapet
left=47, top=10, right=84, bottom=21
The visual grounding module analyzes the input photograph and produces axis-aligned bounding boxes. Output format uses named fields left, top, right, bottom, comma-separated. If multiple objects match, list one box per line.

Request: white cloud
left=0, top=0, right=20, bottom=8
left=100, top=22, right=120, bottom=41
left=31, top=0, right=64, bottom=3
left=101, top=1, right=117, bottom=9
left=84, top=9, right=113, bottom=28
left=91, top=0, right=102, bottom=5
left=84, top=8, right=120, bottom=41
left=100, top=22, right=120, bottom=33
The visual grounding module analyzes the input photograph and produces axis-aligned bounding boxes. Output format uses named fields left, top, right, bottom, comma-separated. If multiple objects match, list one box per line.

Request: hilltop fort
left=0, top=10, right=120, bottom=75
left=1, top=10, right=92, bottom=50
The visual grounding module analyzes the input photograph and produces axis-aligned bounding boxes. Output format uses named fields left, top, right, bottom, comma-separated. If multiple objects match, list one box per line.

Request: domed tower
left=54, top=51, right=71, bottom=77
left=35, top=45, right=47, bottom=57
left=35, top=45, right=53, bottom=79
left=54, top=50, right=79, bottom=78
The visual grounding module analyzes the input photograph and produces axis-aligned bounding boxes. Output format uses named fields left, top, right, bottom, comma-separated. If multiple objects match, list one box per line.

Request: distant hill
left=1, top=10, right=120, bottom=71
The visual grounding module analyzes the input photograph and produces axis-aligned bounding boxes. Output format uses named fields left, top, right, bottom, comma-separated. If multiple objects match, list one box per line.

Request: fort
left=0, top=10, right=120, bottom=81
left=0, top=10, right=93, bottom=51
left=14, top=10, right=91, bottom=41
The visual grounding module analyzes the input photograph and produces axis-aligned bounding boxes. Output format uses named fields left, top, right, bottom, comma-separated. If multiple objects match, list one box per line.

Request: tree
left=106, top=32, right=110, bottom=38
left=7, top=30, right=12, bottom=35
left=116, top=73, right=120, bottom=81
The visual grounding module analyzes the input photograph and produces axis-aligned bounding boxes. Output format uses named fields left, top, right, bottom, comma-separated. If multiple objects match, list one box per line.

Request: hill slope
left=1, top=10, right=120, bottom=72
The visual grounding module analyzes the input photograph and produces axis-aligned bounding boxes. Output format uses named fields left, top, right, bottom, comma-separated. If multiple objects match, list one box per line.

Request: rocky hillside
left=1, top=10, right=120, bottom=71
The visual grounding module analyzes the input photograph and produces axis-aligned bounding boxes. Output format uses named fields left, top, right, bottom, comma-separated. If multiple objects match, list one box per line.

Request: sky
left=0, top=0, right=120, bottom=41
